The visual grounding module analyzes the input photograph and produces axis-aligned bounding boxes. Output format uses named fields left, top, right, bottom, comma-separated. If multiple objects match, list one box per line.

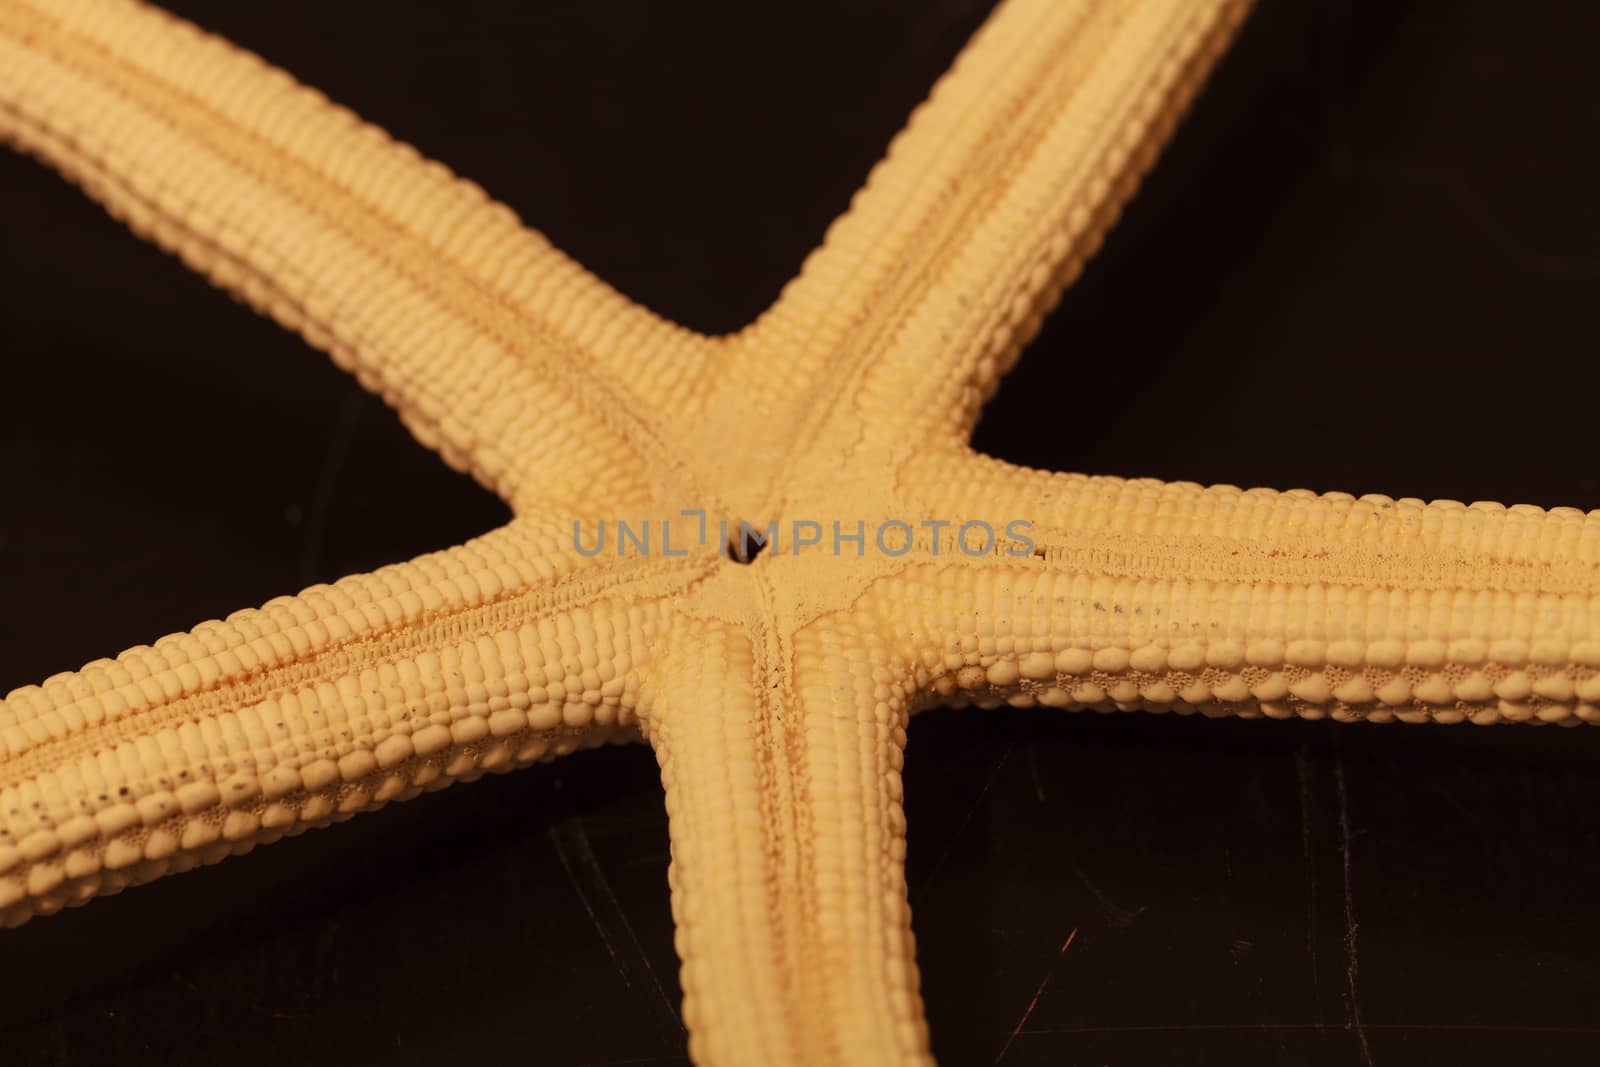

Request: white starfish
left=2, top=1, right=1597, bottom=1064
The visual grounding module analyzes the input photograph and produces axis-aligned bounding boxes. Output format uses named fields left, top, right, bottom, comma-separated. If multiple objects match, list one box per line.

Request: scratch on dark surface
left=994, top=927, right=1077, bottom=1064
left=299, top=388, right=364, bottom=584
left=550, top=828, right=624, bottom=981
left=1026, top=743, right=1046, bottom=805
left=1071, top=864, right=1142, bottom=929
left=1428, top=780, right=1481, bottom=824
left=1294, top=746, right=1324, bottom=1032
left=1333, top=753, right=1374, bottom=1066
left=579, top=821, right=685, bottom=1036
left=550, top=818, right=686, bottom=1041
left=912, top=743, right=1013, bottom=905
left=311, top=917, right=341, bottom=997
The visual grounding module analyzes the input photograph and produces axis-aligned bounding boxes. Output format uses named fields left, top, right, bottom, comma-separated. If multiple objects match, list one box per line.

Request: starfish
left=3, top=0, right=1598, bottom=1063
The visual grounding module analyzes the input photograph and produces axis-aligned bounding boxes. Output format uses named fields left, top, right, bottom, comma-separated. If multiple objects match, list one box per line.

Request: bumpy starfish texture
left=2, top=0, right=1597, bottom=1063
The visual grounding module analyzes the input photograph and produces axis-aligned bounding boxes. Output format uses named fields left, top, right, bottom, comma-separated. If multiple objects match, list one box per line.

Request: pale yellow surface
left=3, top=0, right=1597, bottom=1063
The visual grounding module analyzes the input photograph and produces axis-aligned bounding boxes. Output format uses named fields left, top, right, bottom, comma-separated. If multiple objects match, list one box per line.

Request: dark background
left=3, top=1, right=1599, bottom=1064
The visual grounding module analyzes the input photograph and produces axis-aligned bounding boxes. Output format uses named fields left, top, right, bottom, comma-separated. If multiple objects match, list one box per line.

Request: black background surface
left=3, top=2, right=1599, bottom=1065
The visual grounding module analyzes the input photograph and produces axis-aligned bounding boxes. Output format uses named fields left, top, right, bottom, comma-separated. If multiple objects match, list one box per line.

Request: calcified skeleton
left=1, top=0, right=1596, bottom=1063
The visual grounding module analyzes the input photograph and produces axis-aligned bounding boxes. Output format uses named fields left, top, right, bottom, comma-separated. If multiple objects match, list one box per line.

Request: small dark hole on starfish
left=726, top=522, right=768, bottom=565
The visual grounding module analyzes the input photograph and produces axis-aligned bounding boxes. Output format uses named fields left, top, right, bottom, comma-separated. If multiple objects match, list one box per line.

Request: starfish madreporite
left=3, top=0, right=1599, bottom=1063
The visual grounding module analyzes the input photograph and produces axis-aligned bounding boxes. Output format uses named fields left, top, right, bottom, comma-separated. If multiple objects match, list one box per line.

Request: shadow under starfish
left=2, top=1, right=1598, bottom=1064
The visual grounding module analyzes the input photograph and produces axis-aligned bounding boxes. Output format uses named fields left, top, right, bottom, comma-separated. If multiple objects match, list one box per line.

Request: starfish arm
left=649, top=608, right=927, bottom=1066
left=894, top=450, right=1600, bottom=724
left=0, top=0, right=718, bottom=512
left=733, top=0, right=1251, bottom=445
left=0, top=517, right=709, bottom=926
